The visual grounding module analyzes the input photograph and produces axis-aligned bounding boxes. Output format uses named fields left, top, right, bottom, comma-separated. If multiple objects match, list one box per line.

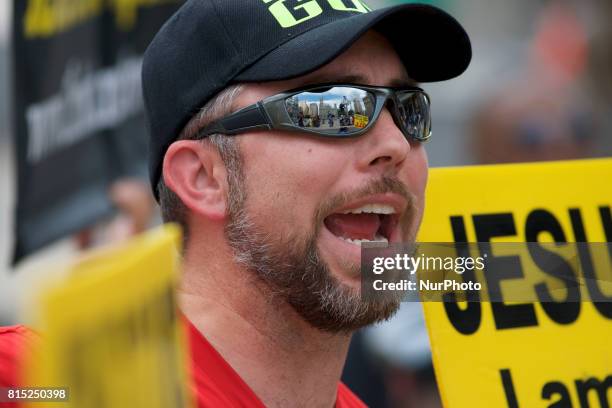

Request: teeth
left=339, top=235, right=389, bottom=246
left=341, top=204, right=396, bottom=215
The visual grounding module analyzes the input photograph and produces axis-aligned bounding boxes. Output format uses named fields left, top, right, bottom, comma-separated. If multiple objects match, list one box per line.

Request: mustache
left=315, top=176, right=416, bottom=223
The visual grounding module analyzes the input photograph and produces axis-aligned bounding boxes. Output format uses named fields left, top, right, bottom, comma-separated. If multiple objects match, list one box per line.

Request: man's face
left=223, top=31, right=428, bottom=332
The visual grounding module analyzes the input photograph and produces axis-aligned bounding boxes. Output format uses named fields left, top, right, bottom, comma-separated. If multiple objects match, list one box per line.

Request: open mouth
left=323, top=204, right=399, bottom=246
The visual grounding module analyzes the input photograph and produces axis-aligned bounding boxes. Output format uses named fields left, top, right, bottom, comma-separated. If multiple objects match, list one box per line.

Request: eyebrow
left=303, top=73, right=417, bottom=88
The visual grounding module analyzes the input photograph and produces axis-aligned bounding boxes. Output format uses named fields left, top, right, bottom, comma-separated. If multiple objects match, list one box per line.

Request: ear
left=162, top=140, right=228, bottom=221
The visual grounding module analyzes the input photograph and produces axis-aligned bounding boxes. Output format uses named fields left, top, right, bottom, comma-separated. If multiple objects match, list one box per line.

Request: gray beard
left=224, top=196, right=403, bottom=334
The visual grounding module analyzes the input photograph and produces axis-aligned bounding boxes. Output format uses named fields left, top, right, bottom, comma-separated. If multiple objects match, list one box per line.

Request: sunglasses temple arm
left=196, top=102, right=273, bottom=137
left=215, top=103, right=273, bottom=135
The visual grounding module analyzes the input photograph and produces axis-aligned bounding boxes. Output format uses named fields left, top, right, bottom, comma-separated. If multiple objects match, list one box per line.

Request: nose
left=357, top=106, right=411, bottom=171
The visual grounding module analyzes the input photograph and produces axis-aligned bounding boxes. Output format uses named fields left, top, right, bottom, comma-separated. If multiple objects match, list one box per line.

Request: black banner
left=12, top=0, right=183, bottom=263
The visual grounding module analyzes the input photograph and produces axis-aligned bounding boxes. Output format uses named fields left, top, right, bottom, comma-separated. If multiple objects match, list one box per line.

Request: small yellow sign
left=353, top=113, right=369, bottom=129
left=418, top=159, right=612, bottom=408
left=25, top=224, right=192, bottom=408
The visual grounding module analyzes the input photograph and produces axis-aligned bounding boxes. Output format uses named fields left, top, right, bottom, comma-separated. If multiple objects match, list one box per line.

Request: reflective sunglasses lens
left=397, top=92, right=431, bottom=140
left=285, top=87, right=376, bottom=135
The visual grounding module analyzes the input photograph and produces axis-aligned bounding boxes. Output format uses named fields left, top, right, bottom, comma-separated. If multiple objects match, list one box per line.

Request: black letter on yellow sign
left=569, top=208, right=612, bottom=318
left=600, top=206, right=612, bottom=241
left=444, top=216, right=481, bottom=335
left=526, top=210, right=581, bottom=325
left=541, top=381, right=572, bottom=408
left=575, top=376, right=612, bottom=408
left=500, top=369, right=520, bottom=408
left=474, top=214, right=538, bottom=330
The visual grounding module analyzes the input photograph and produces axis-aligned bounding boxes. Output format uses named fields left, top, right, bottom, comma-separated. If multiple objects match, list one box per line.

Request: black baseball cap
left=142, top=0, right=472, bottom=197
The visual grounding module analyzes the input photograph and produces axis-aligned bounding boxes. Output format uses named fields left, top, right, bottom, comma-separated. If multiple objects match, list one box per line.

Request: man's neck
left=179, top=245, right=352, bottom=408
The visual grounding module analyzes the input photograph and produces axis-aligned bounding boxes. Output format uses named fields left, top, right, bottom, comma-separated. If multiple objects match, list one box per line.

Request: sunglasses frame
left=196, top=83, right=432, bottom=142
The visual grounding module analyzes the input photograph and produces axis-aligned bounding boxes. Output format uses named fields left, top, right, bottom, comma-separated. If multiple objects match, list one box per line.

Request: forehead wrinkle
left=296, top=71, right=414, bottom=88
left=299, top=72, right=367, bottom=86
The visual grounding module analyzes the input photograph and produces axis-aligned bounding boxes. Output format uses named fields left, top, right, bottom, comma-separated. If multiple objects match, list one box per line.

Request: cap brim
left=235, top=4, right=471, bottom=83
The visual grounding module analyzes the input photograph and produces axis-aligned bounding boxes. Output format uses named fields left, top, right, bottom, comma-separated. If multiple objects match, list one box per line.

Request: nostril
left=369, top=156, right=392, bottom=166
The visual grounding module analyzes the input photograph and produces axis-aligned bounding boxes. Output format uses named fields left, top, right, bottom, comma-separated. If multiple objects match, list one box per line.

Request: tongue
left=324, top=213, right=381, bottom=241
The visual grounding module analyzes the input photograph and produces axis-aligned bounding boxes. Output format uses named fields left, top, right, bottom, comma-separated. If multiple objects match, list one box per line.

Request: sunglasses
left=197, top=84, right=432, bottom=142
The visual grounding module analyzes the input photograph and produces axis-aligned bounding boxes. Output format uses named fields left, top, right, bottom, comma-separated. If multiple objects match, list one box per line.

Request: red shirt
left=0, top=322, right=365, bottom=408
left=0, top=326, right=38, bottom=408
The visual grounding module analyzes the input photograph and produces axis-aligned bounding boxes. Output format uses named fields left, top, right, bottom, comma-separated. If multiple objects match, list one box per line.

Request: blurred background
left=1, top=1, right=611, bottom=407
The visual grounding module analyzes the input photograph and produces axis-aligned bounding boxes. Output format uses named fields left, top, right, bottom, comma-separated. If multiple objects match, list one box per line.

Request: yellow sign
left=23, top=0, right=181, bottom=38
left=353, top=113, right=369, bottom=129
left=418, top=159, right=612, bottom=408
left=25, top=224, right=192, bottom=408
